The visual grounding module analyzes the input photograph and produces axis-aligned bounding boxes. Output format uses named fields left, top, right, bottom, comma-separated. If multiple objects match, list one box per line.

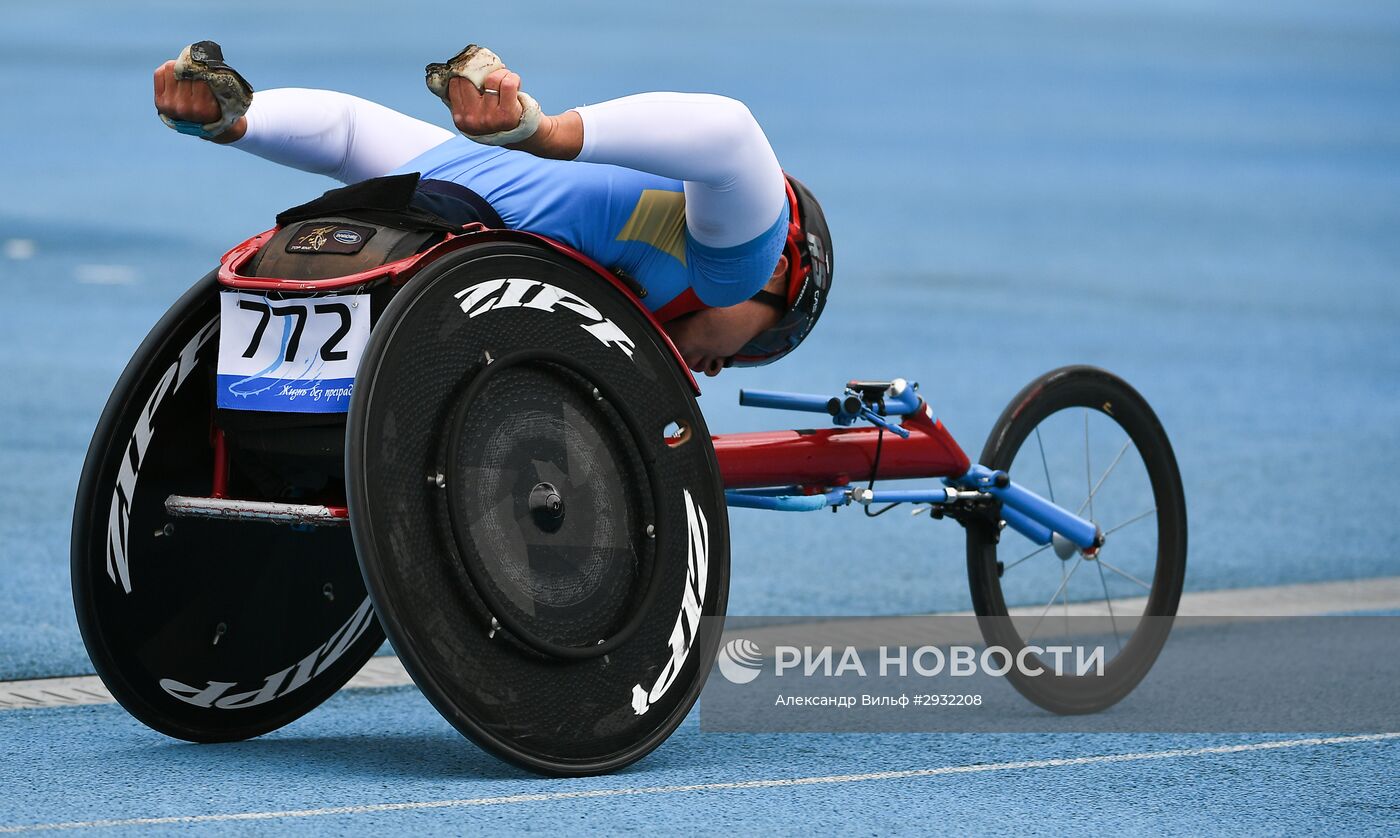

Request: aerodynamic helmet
left=730, top=173, right=833, bottom=366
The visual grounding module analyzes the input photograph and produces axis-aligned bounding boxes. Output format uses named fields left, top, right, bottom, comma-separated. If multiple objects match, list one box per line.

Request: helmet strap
left=748, top=289, right=788, bottom=311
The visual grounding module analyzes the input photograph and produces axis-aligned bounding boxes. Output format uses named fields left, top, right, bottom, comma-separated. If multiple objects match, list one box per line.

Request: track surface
left=1, top=0, right=1397, bottom=833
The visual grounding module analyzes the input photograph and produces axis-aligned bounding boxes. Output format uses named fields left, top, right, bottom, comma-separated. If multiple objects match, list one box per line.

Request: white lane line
left=1, top=733, right=1395, bottom=833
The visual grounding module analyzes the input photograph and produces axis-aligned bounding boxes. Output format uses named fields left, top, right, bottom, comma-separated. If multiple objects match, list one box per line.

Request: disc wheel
left=71, top=272, right=384, bottom=742
left=966, top=366, right=1187, bottom=714
left=347, top=240, right=729, bottom=776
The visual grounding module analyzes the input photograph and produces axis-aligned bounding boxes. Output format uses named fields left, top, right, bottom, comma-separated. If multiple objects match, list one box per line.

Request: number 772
left=236, top=300, right=354, bottom=363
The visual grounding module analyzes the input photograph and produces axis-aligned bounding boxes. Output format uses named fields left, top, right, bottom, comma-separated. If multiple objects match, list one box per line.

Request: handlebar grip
left=738, top=389, right=834, bottom=413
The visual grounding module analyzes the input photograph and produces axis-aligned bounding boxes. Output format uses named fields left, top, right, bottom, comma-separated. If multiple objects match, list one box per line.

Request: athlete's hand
left=447, top=67, right=526, bottom=138
left=152, top=60, right=246, bottom=143
left=437, top=57, right=582, bottom=158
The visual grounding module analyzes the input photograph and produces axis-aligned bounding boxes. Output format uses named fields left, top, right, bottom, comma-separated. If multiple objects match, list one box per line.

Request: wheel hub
left=528, top=481, right=566, bottom=533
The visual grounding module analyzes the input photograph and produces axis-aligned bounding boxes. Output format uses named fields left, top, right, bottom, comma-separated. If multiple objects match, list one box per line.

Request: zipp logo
left=454, top=278, right=636, bottom=359
left=107, top=318, right=218, bottom=593
left=159, top=596, right=375, bottom=710
left=631, top=489, right=709, bottom=715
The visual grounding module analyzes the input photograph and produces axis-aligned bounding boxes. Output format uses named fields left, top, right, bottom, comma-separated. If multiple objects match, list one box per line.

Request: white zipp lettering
left=155, top=679, right=238, bottom=708
left=454, top=278, right=636, bottom=359
left=106, top=318, right=218, bottom=593
left=159, top=596, right=375, bottom=710
left=631, top=490, right=709, bottom=715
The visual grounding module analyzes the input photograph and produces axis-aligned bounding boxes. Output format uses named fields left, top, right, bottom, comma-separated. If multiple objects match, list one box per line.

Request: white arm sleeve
left=573, top=93, right=786, bottom=248
left=231, top=88, right=454, bottom=184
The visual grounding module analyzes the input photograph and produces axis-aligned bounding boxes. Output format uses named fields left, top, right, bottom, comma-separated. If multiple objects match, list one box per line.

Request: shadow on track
left=135, top=732, right=532, bottom=782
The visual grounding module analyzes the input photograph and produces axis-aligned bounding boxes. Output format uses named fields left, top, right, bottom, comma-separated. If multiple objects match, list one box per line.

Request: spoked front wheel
left=966, top=366, right=1187, bottom=714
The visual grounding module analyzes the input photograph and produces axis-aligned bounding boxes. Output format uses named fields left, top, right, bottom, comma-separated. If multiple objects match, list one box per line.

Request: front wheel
left=966, top=366, right=1187, bottom=714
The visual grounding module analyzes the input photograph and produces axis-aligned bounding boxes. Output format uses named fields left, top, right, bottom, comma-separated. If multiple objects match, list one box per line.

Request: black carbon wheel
left=71, top=272, right=383, bottom=743
left=347, top=240, right=729, bottom=776
left=967, top=366, right=1187, bottom=714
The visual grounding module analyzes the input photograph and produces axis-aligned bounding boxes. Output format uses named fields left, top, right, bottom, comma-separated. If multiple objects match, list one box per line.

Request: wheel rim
left=969, top=367, right=1186, bottom=713
left=346, top=243, right=730, bottom=774
left=71, top=274, right=383, bottom=742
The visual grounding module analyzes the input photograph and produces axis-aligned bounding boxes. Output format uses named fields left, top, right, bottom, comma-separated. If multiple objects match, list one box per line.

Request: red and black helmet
left=730, top=173, right=833, bottom=367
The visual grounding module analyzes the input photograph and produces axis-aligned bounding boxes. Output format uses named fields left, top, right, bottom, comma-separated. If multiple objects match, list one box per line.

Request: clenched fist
left=153, top=59, right=247, bottom=143
left=446, top=67, right=526, bottom=139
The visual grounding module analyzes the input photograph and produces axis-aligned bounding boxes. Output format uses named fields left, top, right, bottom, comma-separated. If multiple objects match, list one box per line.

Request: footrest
left=164, top=495, right=349, bottom=527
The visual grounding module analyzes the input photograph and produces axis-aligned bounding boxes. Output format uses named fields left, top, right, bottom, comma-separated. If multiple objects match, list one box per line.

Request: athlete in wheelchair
left=154, top=42, right=829, bottom=376
left=73, top=42, right=1186, bottom=776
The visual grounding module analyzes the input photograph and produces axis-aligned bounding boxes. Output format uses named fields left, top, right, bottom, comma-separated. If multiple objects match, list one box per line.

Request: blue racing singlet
left=392, top=137, right=787, bottom=312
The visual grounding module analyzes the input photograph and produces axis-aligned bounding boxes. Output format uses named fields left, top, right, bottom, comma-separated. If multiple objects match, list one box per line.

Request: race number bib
left=216, top=291, right=371, bottom=413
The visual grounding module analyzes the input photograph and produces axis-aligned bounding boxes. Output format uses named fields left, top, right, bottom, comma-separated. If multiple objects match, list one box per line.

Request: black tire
left=347, top=241, right=729, bottom=776
left=966, top=366, right=1187, bottom=714
left=71, top=272, right=384, bottom=743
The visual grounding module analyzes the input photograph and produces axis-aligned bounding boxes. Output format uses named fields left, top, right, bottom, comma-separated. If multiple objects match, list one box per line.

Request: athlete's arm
left=447, top=69, right=787, bottom=255
left=153, top=61, right=452, bottom=183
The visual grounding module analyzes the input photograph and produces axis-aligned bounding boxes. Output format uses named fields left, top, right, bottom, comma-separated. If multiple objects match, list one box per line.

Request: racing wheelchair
left=72, top=176, right=1187, bottom=776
